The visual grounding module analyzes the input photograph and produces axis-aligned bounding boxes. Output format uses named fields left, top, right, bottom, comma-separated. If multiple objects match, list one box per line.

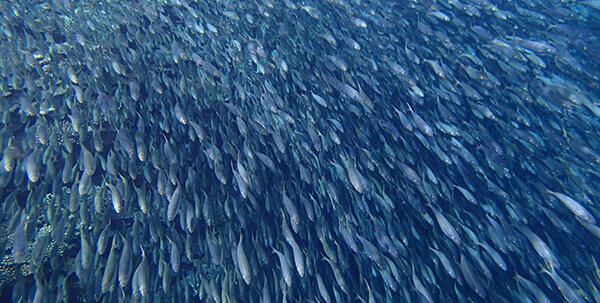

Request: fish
left=168, top=236, right=180, bottom=273
left=11, top=217, right=28, bottom=264
left=97, top=223, right=111, bottom=255
left=357, top=234, right=384, bottom=268
left=272, top=247, right=292, bottom=287
left=430, top=205, right=462, bottom=246
left=101, top=236, right=119, bottom=293
left=412, top=261, right=434, bottom=303
left=2, top=0, right=600, bottom=301
left=407, top=103, right=434, bottom=136
left=517, top=226, right=560, bottom=269
left=133, top=247, right=149, bottom=297
left=547, top=189, right=596, bottom=225
left=237, top=234, right=252, bottom=285
left=118, top=232, right=132, bottom=288
left=461, top=254, right=486, bottom=298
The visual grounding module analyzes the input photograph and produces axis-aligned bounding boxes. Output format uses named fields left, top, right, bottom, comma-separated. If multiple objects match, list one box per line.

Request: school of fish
left=0, top=0, right=600, bottom=302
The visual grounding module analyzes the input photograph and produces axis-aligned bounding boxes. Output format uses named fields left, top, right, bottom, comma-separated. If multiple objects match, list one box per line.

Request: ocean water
left=0, top=0, right=600, bottom=302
